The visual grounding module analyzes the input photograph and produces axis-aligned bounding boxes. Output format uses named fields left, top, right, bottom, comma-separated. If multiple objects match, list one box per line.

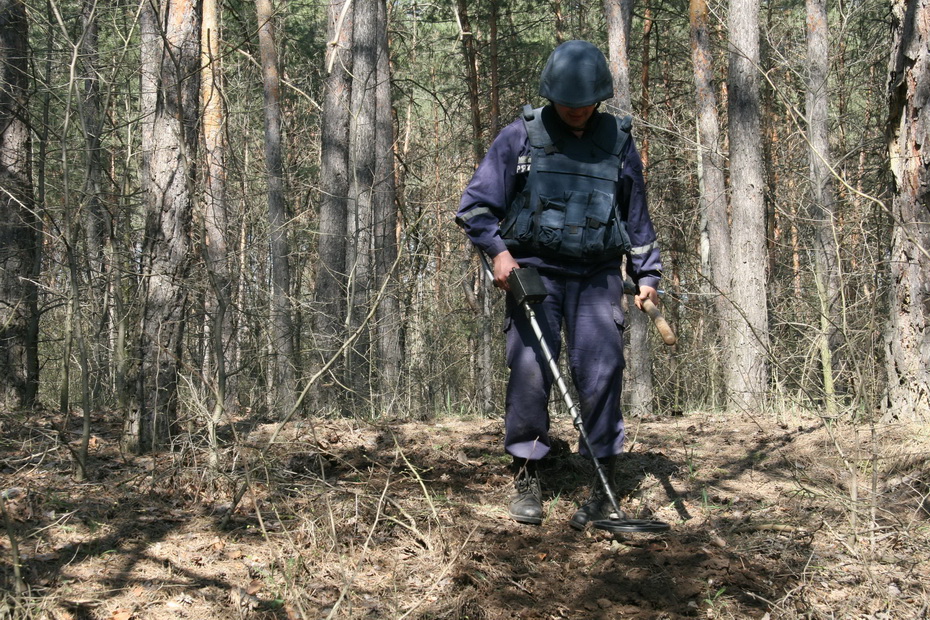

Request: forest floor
left=0, top=405, right=928, bottom=619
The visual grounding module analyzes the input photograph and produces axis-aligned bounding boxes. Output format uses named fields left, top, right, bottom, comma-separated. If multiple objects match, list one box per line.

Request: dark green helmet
left=539, top=40, right=613, bottom=107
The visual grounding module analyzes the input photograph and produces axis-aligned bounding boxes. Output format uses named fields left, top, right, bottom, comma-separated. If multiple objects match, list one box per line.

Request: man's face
left=553, top=103, right=597, bottom=131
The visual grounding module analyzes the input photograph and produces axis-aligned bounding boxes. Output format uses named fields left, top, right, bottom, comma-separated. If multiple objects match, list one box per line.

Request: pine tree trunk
left=806, top=0, right=839, bottom=415
left=603, top=0, right=634, bottom=114
left=604, top=0, right=655, bottom=417
left=455, top=0, right=494, bottom=414
left=80, top=0, right=110, bottom=403
left=626, top=4, right=655, bottom=417
left=0, top=0, right=38, bottom=409
left=690, top=0, right=730, bottom=407
left=456, top=0, right=482, bottom=162
left=315, top=0, right=353, bottom=411
left=884, top=0, right=930, bottom=421
left=347, top=0, right=378, bottom=408
left=202, top=0, right=233, bottom=451
left=726, top=0, right=770, bottom=411
left=489, top=1, right=500, bottom=137
left=374, top=0, right=401, bottom=407
left=256, top=0, right=295, bottom=415
left=124, top=0, right=199, bottom=453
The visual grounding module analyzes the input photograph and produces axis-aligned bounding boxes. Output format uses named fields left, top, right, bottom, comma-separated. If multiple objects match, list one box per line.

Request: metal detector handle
left=623, top=280, right=677, bottom=346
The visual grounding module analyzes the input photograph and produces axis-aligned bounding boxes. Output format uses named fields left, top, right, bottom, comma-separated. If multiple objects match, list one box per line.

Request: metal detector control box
left=508, top=268, right=548, bottom=306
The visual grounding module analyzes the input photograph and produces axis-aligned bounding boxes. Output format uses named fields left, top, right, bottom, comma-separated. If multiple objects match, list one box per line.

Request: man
left=455, top=40, right=662, bottom=528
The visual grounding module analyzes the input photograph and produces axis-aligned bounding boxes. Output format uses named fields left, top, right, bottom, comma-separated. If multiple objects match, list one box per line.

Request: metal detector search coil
left=593, top=518, right=671, bottom=534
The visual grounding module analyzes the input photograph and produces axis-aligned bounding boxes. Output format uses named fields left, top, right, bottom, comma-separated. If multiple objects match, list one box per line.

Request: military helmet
left=539, top=40, right=613, bottom=107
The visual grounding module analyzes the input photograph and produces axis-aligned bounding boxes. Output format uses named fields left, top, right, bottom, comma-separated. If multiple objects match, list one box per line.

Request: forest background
left=0, top=0, right=928, bottom=618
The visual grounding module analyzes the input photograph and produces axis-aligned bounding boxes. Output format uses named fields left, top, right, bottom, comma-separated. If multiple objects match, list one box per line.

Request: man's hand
left=492, top=251, right=520, bottom=291
left=635, top=285, right=659, bottom=311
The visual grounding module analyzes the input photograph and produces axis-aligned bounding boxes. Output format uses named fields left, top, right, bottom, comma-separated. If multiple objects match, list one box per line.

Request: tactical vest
left=501, top=105, right=633, bottom=262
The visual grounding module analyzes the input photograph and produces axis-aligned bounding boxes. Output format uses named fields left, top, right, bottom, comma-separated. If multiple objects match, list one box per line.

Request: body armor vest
left=501, top=105, right=633, bottom=262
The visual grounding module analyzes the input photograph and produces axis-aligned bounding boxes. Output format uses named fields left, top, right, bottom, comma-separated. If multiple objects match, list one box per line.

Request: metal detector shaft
left=520, top=303, right=625, bottom=520
left=477, top=252, right=625, bottom=520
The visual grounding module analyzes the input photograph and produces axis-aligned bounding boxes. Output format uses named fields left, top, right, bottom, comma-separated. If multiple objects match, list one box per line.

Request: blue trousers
left=504, top=269, right=626, bottom=461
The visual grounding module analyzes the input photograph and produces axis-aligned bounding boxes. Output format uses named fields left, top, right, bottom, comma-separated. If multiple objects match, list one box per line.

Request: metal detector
left=479, top=252, right=671, bottom=534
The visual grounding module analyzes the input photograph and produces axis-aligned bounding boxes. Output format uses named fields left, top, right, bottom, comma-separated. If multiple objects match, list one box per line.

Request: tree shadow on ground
left=4, top=410, right=912, bottom=618
left=0, top=411, right=276, bottom=618
left=341, top=417, right=822, bottom=619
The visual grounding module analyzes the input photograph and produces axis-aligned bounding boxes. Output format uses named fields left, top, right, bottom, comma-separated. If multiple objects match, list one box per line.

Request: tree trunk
left=346, top=0, right=378, bottom=408
left=374, top=0, right=401, bottom=408
left=603, top=0, right=634, bottom=114
left=626, top=3, right=655, bottom=417
left=604, top=0, right=656, bottom=417
left=489, top=1, right=500, bottom=137
left=456, top=0, right=482, bottom=162
left=690, top=0, right=730, bottom=407
left=315, top=0, right=353, bottom=411
left=806, top=0, right=839, bottom=416
left=79, top=0, right=110, bottom=403
left=884, top=0, right=930, bottom=421
left=79, top=0, right=105, bottom=266
left=456, top=0, right=493, bottom=414
left=727, top=0, right=770, bottom=411
left=124, top=0, right=199, bottom=453
left=553, top=0, right=564, bottom=44
left=201, top=0, right=233, bottom=454
left=639, top=3, right=652, bottom=164
left=256, top=0, right=295, bottom=415
left=0, top=0, right=38, bottom=409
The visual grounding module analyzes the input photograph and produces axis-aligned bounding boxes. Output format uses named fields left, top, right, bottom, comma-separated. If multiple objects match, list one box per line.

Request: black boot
left=570, top=456, right=625, bottom=530
left=508, top=458, right=543, bottom=525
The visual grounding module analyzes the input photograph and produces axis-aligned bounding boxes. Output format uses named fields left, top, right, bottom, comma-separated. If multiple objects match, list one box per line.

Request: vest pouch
left=553, top=192, right=587, bottom=258
left=612, top=219, right=633, bottom=254
left=501, top=191, right=534, bottom=244
left=535, top=196, right=566, bottom=253
left=580, top=190, right=616, bottom=257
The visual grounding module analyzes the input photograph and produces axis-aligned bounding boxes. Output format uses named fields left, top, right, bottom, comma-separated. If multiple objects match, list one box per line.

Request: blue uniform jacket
left=456, top=109, right=662, bottom=290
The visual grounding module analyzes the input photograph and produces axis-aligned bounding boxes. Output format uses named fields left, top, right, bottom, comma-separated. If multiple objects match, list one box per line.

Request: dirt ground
left=0, top=406, right=928, bottom=619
